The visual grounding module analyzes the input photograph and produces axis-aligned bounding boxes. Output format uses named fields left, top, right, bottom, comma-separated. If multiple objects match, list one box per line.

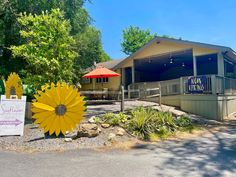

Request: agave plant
left=127, top=107, right=177, bottom=139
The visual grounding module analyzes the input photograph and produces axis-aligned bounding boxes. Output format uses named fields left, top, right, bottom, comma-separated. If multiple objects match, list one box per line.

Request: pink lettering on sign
left=0, top=104, right=23, bottom=113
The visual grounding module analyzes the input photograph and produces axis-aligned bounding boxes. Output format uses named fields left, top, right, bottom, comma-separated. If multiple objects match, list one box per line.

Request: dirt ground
left=0, top=100, right=234, bottom=153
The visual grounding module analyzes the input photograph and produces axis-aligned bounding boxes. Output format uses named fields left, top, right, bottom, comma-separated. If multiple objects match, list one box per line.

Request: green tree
left=10, top=9, right=78, bottom=89
left=72, top=26, right=110, bottom=83
left=121, top=26, right=155, bottom=55
left=75, top=26, right=110, bottom=69
left=0, top=0, right=110, bottom=77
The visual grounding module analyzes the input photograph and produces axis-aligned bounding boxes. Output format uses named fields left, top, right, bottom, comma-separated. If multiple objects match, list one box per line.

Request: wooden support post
left=193, top=56, right=197, bottom=76
left=217, top=52, right=225, bottom=77
left=211, top=75, right=216, bottom=95
left=121, top=85, right=124, bottom=112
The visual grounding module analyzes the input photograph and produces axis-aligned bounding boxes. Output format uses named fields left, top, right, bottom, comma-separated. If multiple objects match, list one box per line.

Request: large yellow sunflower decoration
left=5, top=72, right=23, bottom=99
left=32, top=82, right=86, bottom=136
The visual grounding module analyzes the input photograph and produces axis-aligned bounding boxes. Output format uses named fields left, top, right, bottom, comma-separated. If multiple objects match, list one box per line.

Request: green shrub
left=23, top=84, right=36, bottom=102
left=93, top=117, right=102, bottom=124
left=126, top=107, right=176, bottom=140
left=102, top=112, right=115, bottom=121
left=176, top=116, right=192, bottom=127
left=117, top=112, right=128, bottom=123
left=101, top=112, right=128, bottom=126
left=156, top=126, right=172, bottom=139
left=127, top=107, right=155, bottom=139
left=175, top=116, right=199, bottom=132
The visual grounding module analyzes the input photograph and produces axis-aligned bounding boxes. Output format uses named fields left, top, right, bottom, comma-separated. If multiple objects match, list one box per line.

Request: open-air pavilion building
left=81, top=37, right=236, bottom=120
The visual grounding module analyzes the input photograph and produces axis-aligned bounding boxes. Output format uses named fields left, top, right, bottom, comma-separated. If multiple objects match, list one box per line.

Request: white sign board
left=0, top=95, right=26, bottom=136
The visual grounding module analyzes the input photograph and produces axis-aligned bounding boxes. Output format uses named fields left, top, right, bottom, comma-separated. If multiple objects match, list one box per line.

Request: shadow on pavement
left=131, top=125, right=236, bottom=177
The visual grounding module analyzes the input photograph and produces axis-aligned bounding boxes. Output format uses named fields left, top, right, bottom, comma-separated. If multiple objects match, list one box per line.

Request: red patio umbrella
left=82, top=66, right=121, bottom=98
left=83, top=66, right=120, bottom=78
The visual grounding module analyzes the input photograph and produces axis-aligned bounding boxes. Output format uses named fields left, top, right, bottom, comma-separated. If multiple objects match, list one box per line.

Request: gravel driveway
left=1, top=120, right=236, bottom=177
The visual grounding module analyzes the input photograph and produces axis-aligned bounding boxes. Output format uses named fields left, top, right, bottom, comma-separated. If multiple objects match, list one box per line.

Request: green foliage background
left=10, top=9, right=77, bottom=89
left=121, top=26, right=180, bottom=56
left=121, top=26, right=155, bottom=55
left=0, top=0, right=110, bottom=87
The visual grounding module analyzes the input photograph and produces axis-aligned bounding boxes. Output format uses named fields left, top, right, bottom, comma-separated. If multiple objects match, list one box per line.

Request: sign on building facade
left=187, top=76, right=207, bottom=94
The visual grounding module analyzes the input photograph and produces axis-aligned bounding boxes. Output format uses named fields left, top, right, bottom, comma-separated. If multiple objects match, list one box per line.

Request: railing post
left=211, top=75, right=216, bottom=95
left=166, top=83, right=170, bottom=95
left=159, top=83, right=162, bottom=106
left=128, top=85, right=131, bottom=99
left=144, top=82, right=147, bottom=99
left=180, top=77, right=184, bottom=94
left=120, top=85, right=124, bottom=112
left=223, top=77, right=225, bottom=94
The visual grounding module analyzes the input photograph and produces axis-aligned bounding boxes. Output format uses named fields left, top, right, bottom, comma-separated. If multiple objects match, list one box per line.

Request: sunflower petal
left=44, top=115, right=56, bottom=133
left=59, top=116, right=67, bottom=135
left=64, top=114, right=77, bottom=130
left=66, top=112, right=84, bottom=122
left=49, top=117, right=57, bottom=135
left=32, top=102, right=55, bottom=111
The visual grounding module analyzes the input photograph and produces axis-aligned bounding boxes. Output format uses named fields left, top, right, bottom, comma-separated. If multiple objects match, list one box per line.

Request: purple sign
left=187, top=76, right=207, bottom=94
left=0, top=95, right=26, bottom=136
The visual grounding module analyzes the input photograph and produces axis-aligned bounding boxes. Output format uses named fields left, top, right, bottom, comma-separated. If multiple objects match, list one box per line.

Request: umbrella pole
left=92, top=78, right=95, bottom=90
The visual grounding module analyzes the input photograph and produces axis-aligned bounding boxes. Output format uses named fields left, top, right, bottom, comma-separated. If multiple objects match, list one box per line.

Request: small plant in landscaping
left=176, top=116, right=192, bottom=127
left=99, top=107, right=199, bottom=141
left=93, top=117, right=102, bottom=124
left=117, top=112, right=128, bottom=123
left=126, top=107, right=177, bottom=140
left=127, top=107, right=154, bottom=139
left=157, top=126, right=173, bottom=139
left=101, top=112, right=128, bottom=126
left=175, top=116, right=200, bottom=133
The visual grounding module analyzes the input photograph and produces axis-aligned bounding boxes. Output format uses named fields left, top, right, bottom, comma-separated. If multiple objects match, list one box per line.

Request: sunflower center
left=55, top=104, right=67, bottom=116
left=10, top=86, right=16, bottom=95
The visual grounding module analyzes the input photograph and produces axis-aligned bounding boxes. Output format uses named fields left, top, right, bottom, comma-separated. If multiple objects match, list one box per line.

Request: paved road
left=0, top=122, right=236, bottom=177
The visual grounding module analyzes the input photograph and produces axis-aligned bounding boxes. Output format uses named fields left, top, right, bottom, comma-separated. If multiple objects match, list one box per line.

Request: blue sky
left=86, top=0, right=236, bottom=59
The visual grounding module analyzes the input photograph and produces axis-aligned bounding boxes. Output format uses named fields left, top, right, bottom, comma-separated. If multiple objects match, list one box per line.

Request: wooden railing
left=128, top=82, right=161, bottom=99
left=215, top=76, right=236, bottom=95
left=129, top=78, right=180, bottom=97
left=128, top=75, right=236, bottom=96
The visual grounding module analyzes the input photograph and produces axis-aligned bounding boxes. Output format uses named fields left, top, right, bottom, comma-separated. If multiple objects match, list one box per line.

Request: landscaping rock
left=101, top=123, right=110, bottom=128
left=65, top=132, right=77, bottom=139
left=88, top=116, right=96, bottom=123
left=77, top=124, right=99, bottom=138
left=64, top=138, right=73, bottom=142
left=116, top=128, right=125, bottom=136
left=98, top=128, right=102, bottom=133
left=108, top=133, right=116, bottom=141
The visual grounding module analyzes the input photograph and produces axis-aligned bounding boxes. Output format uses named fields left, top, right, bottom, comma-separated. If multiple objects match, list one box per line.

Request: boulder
left=77, top=124, right=99, bottom=138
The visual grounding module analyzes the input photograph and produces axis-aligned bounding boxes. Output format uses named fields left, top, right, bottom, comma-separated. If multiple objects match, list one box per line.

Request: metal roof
left=95, top=59, right=124, bottom=69
left=114, top=36, right=236, bottom=69
left=84, top=59, right=124, bottom=73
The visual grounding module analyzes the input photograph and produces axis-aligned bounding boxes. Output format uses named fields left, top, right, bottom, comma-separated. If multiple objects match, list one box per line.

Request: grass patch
left=178, top=124, right=202, bottom=133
